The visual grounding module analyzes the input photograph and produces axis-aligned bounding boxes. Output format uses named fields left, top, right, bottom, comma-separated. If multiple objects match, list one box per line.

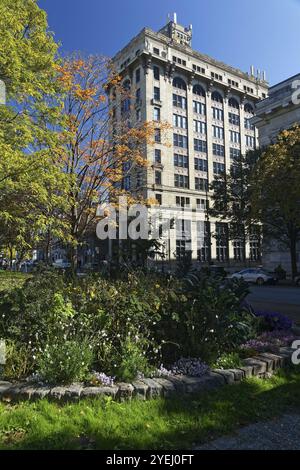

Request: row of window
left=173, top=96, right=254, bottom=119
left=172, top=134, right=255, bottom=150
left=155, top=146, right=242, bottom=164
left=127, top=71, right=256, bottom=112
left=156, top=152, right=238, bottom=172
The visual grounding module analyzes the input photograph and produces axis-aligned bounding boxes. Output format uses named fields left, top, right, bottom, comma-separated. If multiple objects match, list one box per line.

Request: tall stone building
left=252, top=73, right=300, bottom=274
left=111, top=15, right=268, bottom=267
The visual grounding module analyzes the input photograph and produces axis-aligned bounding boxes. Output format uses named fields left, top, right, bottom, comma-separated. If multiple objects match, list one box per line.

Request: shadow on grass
left=1, top=369, right=300, bottom=450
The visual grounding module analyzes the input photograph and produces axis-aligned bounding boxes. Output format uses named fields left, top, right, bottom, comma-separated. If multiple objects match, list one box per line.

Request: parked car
left=295, top=275, right=300, bottom=287
left=229, top=268, right=278, bottom=285
left=52, top=259, right=71, bottom=269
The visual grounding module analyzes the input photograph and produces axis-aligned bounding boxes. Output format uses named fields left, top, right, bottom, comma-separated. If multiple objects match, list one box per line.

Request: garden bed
left=0, top=346, right=295, bottom=403
left=0, top=270, right=298, bottom=399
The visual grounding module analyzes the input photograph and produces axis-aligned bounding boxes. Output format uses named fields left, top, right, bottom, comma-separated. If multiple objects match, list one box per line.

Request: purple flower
left=90, top=371, right=115, bottom=387
left=255, top=310, right=293, bottom=330
left=241, top=329, right=298, bottom=353
left=170, top=358, right=209, bottom=377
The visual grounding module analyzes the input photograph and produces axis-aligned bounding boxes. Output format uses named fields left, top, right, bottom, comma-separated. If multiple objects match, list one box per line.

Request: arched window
left=211, top=91, right=223, bottom=103
left=244, top=103, right=254, bottom=114
left=193, top=84, right=205, bottom=97
left=228, top=97, right=239, bottom=109
left=173, top=77, right=187, bottom=91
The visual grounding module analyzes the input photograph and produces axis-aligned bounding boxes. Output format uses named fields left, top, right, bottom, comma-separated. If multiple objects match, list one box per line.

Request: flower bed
left=0, top=270, right=298, bottom=393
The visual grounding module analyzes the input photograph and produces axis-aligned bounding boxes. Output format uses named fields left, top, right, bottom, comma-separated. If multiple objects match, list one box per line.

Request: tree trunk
left=69, top=243, right=78, bottom=274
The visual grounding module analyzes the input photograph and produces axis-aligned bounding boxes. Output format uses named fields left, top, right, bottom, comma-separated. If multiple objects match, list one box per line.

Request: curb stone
left=0, top=349, right=294, bottom=403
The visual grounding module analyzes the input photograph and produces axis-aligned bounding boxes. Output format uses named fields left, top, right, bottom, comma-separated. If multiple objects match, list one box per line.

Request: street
left=247, top=285, right=300, bottom=324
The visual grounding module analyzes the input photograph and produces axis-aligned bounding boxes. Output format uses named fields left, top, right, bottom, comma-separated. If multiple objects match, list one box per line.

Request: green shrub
left=212, top=352, right=242, bottom=369
left=114, top=338, right=154, bottom=382
left=2, top=340, right=33, bottom=381
left=158, top=273, right=258, bottom=364
left=37, top=338, right=93, bottom=385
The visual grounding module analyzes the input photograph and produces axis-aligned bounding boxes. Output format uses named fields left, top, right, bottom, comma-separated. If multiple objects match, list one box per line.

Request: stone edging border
left=0, top=347, right=295, bottom=403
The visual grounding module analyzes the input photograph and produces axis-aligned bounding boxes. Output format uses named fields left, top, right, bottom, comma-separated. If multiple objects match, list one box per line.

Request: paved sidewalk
left=196, top=414, right=300, bottom=450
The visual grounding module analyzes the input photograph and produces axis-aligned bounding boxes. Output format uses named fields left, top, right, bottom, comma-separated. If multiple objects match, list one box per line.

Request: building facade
left=253, top=73, right=300, bottom=274
left=111, top=15, right=268, bottom=267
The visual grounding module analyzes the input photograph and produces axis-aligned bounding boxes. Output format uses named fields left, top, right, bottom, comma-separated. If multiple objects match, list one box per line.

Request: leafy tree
left=0, top=0, right=70, bottom=264
left=251, top=126, right=300, bottom=278
left=210, top=151, right=261, bottom=262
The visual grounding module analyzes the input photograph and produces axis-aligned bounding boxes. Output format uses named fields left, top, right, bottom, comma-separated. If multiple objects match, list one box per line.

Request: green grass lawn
left=0, top=271, right=29, bottom=292
left=1, top=368, right=300, bottom=450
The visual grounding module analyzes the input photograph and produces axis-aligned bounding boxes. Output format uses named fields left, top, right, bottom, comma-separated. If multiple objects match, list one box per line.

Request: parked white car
left=52, top=259, right=71, bottom=269
left=230, top=268, right=278, bottom=285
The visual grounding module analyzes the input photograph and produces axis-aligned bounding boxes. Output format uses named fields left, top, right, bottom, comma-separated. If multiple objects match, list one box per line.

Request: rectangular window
left=136, top=88, right=141, bottom=101
left=135, top=68, right=140, bottom=83
left=175, top=174, right=189, bottom=188
left=136, top=171, right=142, bottom=187
left=154, top=87, right=160, bottom=101
left=230, top=130, right=240, bottom=143
left=155, top=149, right=161, bottom=164
left=176, top=219, right=192, bottom=258
left=216, top=222, right=228, bottom=262
left=212, top=107, right=224, bottom=121
left=233, top=240, right=245, bottom=261
left=250, top=236, right=261, bottom=261
left=229, top=112, right=240, bottom=126
left=155, top=170, right=162, bottom=185
left=153, top=107, right=160, bottom=121
left=155, top=194, right=162, bottom=205
left=153, top=65, right=160, bottom=80
left=212, top=125, right=224, bottom=139
left=176, top=196, right=190, bottom=207
left=194, top=138, right=207, bottom=152
left=173, top=94, right=187, bottom=109
left=136, top=109, right=141, bottom=121
left=193, top=120, right=206, bottom=134
left=197, top=221, right=211, bottom=262
left=153, top=48, right=160, bottom=56
left=123, top=175, right=131, bottom=190
left=230, top=148, right=241, bottom=160
left=211, top=72, right=223, bottom=81
left=213, top=162, right=225, bottom=174
left=212, top=143, right=225, bottom=156
left=244, top=118, right=254, bottom=130
left=155, top=128, right=161, bottom=143
left=193, top=101, right=206, bottom=115
left=173, top=114, right=187, bottom=129
left=195, top=177, right=208, bottom=191
left=174, top=153, right=188, bottom=168
left=194, top=158, right=208, bottom=172
left=246, top=135, right=255, bottom=148
left=174, top=133, right=188, bottom=148
left=196, top=198, right=208, bottom=210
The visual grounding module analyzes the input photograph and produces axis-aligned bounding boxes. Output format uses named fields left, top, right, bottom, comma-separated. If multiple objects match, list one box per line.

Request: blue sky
left=39, top=0, right=300, bottom=86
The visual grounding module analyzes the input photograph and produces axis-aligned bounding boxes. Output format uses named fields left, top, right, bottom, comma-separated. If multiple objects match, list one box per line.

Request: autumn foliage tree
left=54, top=55, right=162, bottom=269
